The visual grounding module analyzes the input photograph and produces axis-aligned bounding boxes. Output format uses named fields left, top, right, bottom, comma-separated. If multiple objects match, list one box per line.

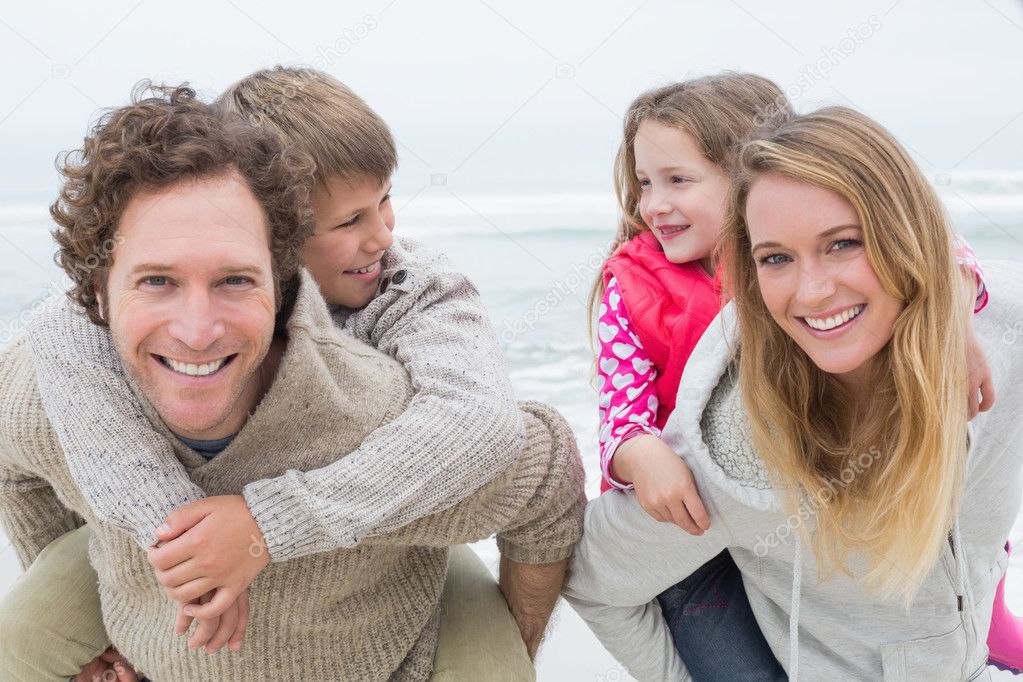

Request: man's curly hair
left=51, top=82, right=316, bottom=328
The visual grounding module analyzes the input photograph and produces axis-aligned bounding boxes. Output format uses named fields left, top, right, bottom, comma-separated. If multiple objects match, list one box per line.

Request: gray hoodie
left=564, top=260, right=1023, bottom=682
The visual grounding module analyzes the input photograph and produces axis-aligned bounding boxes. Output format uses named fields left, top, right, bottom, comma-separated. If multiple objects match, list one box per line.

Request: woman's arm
left=563, top=490, right=730, bottom=682
left=28, top=295, right=204, bottom=550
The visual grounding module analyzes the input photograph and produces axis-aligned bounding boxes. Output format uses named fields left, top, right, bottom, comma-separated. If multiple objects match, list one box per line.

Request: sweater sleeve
left=243, top=261, right=526, bottom=561
left=359, top=401, right=586, bottom=565
left=26, top=295, right=206, bottom=549
left=562, top=490, right=730, bottom=682
left=0, top=463, right=84, bottom=570
left=597, top=277, right=660, bottom=490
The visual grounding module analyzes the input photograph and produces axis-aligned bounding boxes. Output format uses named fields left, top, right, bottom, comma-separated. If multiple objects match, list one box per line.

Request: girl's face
left=745, top=173, right=904, bottom=398
left=304, top=175, right=395, bottom=309
left=634, top=119, right=730, bottom=274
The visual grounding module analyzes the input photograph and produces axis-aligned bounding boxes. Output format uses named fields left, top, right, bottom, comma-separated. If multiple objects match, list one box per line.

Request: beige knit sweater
left=0, top=272, right=586, bottom=681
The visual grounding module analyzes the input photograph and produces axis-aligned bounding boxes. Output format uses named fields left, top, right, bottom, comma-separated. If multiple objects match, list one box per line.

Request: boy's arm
left=242, top=255, right=525, bottom=561
left=28, top=295, right=204, bottom=549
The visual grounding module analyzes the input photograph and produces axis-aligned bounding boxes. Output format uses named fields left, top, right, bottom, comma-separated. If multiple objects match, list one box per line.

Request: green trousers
left=0, top=526, right=535, bottom=681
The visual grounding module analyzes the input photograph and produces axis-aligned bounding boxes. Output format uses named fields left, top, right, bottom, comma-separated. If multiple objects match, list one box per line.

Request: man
left=0, top=87, right=584, bottom=680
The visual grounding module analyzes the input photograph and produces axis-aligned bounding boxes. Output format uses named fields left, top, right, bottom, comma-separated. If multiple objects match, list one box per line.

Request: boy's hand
left=612, top=434, right=710, bottom=535
left=175, top=588, right=251, bottom=653
left=147, top=495, right=269, bottom=619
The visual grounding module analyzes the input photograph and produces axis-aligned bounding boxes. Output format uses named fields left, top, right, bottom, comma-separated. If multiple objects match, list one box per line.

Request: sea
left=1, top=172, right=1021, bottom=680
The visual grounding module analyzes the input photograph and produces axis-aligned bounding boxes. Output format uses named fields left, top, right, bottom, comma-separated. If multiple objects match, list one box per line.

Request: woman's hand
left=612, top=434, right=710, bottom=535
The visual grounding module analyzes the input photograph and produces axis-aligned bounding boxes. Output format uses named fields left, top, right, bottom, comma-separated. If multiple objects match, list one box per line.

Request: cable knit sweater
left=0, top=270, right=586, bottom=681
left=26, top=236, right=525, bottom=559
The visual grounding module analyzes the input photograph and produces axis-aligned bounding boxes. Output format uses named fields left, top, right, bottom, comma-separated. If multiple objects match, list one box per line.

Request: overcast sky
left=2, top=0, right=1022, bottom=200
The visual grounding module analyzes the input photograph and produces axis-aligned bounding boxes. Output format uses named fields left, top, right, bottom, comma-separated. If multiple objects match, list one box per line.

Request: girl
left=590, top=74, right=1012, bottom=678
left=570, top=104, right=1023, bottom=681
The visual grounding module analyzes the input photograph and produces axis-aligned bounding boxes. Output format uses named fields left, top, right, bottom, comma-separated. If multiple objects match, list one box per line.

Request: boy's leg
left=0, top=525, right=110, bottom=681
left=657, top=549, right=787, bottom=682
left=431, top=545, right=535, bottom=681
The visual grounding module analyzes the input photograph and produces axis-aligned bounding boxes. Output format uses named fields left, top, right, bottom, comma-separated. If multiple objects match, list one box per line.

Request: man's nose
left=166, top=288, right=225, bottom=351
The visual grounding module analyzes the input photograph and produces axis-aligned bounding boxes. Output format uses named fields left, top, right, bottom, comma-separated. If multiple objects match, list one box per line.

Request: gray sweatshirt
left=26, top=236, right=525, bottom=559
left=564, top=260, right=1023, bottom=682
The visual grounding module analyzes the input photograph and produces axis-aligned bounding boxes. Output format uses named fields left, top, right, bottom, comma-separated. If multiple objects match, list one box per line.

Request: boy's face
left=304, top=175, right=395, bottom=308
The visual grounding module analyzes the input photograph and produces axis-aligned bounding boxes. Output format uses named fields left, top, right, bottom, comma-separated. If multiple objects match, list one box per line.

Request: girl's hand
left=612, top=434, right=710, bottom=535
left=960, top=266, right=996, bottom=419
left=965, top=315, right=995, bottom=419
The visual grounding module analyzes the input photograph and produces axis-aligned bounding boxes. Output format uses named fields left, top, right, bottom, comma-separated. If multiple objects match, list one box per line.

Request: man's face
left=103, top=172, right=277, bottom=440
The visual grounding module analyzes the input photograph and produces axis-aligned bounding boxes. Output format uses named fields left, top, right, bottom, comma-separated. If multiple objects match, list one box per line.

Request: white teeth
left=659, top=225, right=688, bottom=236
left=348, top=263, right=377, bottom=274
left=163, top=356, right=227, bottom=377
left=805, top=305, right=864, bottom=331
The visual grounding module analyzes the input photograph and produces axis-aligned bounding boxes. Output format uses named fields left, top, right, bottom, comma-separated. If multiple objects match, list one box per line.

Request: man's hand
left=147, top=495, right=270, bottom=620
left=75, top=647, right=140, bottom=681
left=174, top=588, right=251, bottom=653
left=498, top=556, right=568, bottom=660
left=611, top=434, right=710, bottom=535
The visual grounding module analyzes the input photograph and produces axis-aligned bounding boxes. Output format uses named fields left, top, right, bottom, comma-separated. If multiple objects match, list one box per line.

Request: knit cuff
left=244, top=474, right=361, bottom=562
left=496, top=536, right=575, bottom=565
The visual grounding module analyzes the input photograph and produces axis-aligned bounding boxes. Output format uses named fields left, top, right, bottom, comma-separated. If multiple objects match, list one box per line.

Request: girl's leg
left=657, top=549, right=787, bottom=682
left=0, top=525, right=110, bottom=681
left=430, top=545, right=535, bottom=681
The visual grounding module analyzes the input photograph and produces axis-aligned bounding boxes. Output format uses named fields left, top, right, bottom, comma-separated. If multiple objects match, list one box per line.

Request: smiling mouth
left=801, top=304, right=866, bottom=332
left=345, top=261, right=380, bottom=275
left=156, top=354, right=236, bottom=377
left=657, top=225, right=690, bottom=236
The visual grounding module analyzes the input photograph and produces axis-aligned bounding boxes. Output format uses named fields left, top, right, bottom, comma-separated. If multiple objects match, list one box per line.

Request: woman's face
left=745, top=173, right=904, bottom=396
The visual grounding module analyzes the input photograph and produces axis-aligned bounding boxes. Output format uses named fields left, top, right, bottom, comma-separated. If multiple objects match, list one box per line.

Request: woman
left=564, top=106, right=1023, bottom=681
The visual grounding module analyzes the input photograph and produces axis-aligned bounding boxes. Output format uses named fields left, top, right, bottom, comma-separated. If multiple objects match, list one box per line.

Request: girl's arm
left=243, top=245, right=525, bottom=560
left=596, top=277, right=660, bottom=490
left=28, top=295, right=205, bottom=550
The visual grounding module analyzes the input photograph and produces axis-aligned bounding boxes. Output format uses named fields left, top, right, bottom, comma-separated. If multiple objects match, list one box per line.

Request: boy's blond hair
left=215, top=66, right=397, bottom=187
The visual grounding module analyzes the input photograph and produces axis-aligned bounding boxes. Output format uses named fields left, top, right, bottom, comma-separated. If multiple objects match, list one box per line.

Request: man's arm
left=0, top=463, right=84, bottom=570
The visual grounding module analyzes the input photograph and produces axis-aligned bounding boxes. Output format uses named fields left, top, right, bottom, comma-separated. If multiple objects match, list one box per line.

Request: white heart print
left=632, top=358, right=652, bottom=374
left=612, top=343, right=636, bottom=359
left=609, top=290, right=621, bottom=310
left=598, top=322, right=618, bottom=343
left=626, top=386, right=643, bottom=402
left=599, top=391, right=612, bottom=408
left=611, top=373, right=636, bottom=390
left=599, top=357, right=619, bottom=375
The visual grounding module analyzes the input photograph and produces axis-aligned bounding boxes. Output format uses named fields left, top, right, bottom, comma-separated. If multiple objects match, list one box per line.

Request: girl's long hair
left=587, top=73, right=792, bottom=346
left=722, top=106, right=969, bottom=603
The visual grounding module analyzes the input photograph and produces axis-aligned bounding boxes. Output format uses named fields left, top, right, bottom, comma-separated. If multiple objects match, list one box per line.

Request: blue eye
left=760, top=254, right=791, bottom=266
left=831, top=238, right=861, bottom=251
left=144, top=276, right=168, bottom=286
left=224, top=276, right=251, bottom=286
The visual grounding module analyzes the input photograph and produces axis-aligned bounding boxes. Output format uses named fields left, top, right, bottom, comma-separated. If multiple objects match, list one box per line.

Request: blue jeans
left=657, top=550, right=787, bottom=682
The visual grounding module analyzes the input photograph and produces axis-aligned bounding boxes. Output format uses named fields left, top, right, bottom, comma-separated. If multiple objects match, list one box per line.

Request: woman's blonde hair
left=587, top=73, right=792, bottom=339
left=214, top=66, right=396, bottom=188
left=722, top=106, right=969, bottom=603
